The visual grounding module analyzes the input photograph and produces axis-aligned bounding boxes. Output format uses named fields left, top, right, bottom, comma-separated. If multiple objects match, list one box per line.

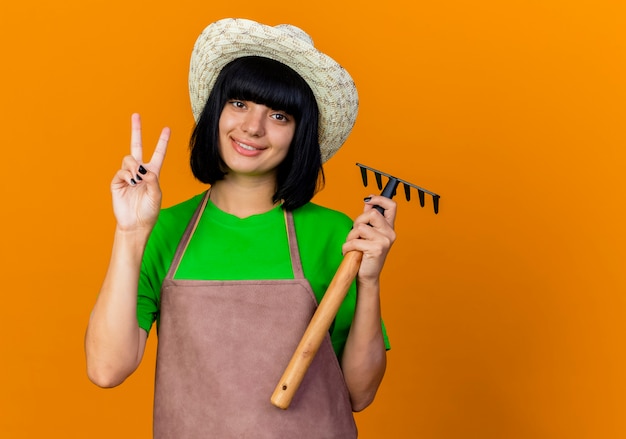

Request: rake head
left=357, top=163, right=440, bottom=214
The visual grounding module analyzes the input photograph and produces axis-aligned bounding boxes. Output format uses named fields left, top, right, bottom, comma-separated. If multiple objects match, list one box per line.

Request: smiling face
left=190, top=56, right=322, bottom=210
left=218, top=99, right=296, bottom=178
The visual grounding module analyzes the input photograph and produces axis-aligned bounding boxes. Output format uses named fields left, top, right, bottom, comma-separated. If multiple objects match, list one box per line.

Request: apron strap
left=165, top=190, right=211, bottom=281
left=165, top=190, right=305, bottom=281
left=284, top=210, right=305, bottom=280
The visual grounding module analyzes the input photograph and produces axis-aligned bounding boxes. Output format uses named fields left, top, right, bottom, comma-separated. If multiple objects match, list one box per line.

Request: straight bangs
left=219, top=56, right=313, bottom=119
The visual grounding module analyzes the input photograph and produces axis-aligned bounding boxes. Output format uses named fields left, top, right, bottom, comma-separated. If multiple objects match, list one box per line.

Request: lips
left=236, top=140, right=257, bottom=151
left=232, top=138, right=266, bottom=156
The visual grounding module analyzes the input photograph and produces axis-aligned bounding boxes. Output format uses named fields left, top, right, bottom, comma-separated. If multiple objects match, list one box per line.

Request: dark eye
left=271, top=112, right=292, bottom=123
left=229, top=100, right=245, bottom=109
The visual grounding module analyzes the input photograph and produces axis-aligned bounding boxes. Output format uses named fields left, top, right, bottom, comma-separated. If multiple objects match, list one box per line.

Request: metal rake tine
left=375, top=172, right=383, bottom=190
left=360, top=166, right=368, bottom=187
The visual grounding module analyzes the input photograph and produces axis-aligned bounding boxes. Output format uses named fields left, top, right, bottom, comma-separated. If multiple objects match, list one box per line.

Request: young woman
left=85, top=18, right=396, bottom=438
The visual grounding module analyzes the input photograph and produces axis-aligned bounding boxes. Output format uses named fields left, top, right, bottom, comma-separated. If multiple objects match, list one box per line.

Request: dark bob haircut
left=189, top=56, right=324, bottom=210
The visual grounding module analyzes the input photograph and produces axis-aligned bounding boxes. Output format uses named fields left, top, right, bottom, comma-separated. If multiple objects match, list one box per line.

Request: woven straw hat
left=189, top=18, right=358, bottom=163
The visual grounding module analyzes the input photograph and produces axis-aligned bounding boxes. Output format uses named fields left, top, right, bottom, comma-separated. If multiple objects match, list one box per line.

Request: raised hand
left=342, top=195, right=397, bottom=284
left=111, top=113, right=170, bottom=231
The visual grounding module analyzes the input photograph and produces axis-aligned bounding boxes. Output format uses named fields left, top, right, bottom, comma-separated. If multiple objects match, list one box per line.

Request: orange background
left=1, top=1, right=624, bottom=438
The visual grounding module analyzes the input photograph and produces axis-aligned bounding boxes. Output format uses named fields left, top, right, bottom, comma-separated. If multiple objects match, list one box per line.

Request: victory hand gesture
left=111, top=113, right=170, bottom=232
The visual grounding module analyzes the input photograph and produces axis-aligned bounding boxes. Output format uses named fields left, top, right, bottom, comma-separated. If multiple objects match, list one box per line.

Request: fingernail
left=135, top=174, right=143, bottom=181
left=138, top=165, right=147, bottom=175
left=364, top=197, right=372, bottom=202
left=130, top=178, right=137, bottom=185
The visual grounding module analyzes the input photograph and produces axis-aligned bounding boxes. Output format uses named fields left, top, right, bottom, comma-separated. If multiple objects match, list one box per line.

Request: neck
left=210, top=174, right=279, bottom=218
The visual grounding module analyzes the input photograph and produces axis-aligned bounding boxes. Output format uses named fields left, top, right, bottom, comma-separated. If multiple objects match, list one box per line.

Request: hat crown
left=274, top=24, right=314, bottom=46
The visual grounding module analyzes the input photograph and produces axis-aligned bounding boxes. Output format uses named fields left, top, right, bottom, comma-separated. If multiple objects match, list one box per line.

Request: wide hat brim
left=189, top=18, right=359, bottom=163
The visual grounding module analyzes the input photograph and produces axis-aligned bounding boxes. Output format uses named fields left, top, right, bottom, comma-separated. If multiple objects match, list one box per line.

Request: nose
left=241, top=107, right=265, bottom=137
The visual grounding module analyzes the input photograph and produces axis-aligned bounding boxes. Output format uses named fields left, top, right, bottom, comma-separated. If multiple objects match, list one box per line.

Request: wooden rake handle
left=270, top=250, right=363, bottom=409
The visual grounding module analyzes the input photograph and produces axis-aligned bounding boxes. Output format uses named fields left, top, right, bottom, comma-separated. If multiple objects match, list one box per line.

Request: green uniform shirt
left=137, top=192, right=389, bottom=358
